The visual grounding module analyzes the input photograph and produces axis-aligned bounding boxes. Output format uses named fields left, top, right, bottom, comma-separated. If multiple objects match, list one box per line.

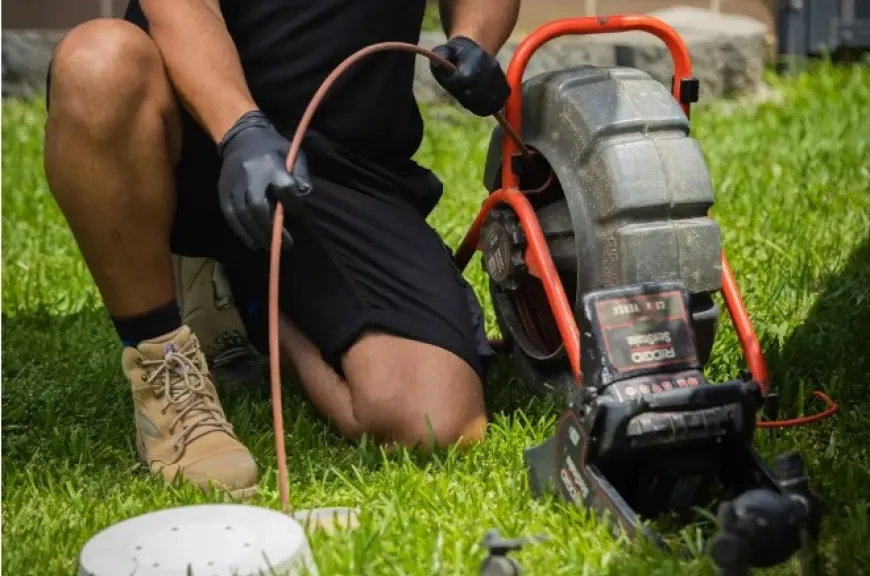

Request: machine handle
left=593, top=379, right=760, bottom=458
left=501, top=15, right=695, bottom=191
left=593, top=379, right=759, bottom=458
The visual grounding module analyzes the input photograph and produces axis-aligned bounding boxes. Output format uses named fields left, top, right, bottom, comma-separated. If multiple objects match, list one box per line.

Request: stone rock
left=612, top=30, right=724, bottom=101
left=4, top=11, right=767, bottom=104
left=646, top=5, right=768, bottom=95
left=415, top=8, right=767, bottom=105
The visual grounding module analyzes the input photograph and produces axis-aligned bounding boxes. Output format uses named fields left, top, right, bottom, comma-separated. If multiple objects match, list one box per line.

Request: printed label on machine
left=593, top=290, right=698, bottom=376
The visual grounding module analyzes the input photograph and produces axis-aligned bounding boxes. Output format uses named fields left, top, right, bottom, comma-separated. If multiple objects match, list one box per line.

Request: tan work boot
left=123, top=325, right=259, bottom=498
left=173, top=255, right=266, bottom=394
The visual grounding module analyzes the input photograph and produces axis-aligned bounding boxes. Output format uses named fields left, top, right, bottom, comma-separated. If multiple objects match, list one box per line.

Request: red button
left=652, top=384, right=663, bottom=393
left=662, top=381, right=673, bottom=390
left=688, top=377, right=699, bottom=387
left=677, top=379, right=688, bottom=388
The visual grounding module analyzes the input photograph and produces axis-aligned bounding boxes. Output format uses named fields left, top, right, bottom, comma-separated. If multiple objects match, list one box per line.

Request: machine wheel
left=480, top=65, right=722, bottom=395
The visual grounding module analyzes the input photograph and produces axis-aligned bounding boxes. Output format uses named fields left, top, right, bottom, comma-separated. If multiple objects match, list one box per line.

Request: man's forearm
left=438, top=0, right=521, bottom=55
left=141, top=0, right=257, bottom=142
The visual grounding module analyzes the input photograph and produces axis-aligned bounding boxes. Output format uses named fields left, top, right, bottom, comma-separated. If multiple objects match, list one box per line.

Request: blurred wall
left=3, top=0, right=125, bottom=29
left=4, top=0, right=776, bottom=32
left=514, top=0, right=775, bottom=33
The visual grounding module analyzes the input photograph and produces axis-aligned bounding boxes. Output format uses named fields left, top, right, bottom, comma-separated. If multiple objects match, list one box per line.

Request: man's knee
left=345, top=336, right=489, bottom=449
left=48, top=19, right=173, bottom=139
left=354, top=386, right=488, bottom=449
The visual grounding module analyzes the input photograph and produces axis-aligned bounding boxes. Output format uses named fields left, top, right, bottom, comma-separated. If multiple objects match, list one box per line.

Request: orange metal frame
left=452, top=15, right=838, bottom=427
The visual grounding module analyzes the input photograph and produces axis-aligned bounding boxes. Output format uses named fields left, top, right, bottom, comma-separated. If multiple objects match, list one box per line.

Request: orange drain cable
left=267, top=41, right=838, bottom=510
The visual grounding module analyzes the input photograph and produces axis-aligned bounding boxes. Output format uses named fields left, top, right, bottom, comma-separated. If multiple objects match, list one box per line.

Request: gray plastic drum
left=481, top=65, right=724, bottom=393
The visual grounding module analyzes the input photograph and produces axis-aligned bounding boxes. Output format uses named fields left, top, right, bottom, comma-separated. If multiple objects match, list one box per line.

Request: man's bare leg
left=279, top=317, right=487, bottom=449
left=45, top=21, right=180, bottom=316
left=44, top=19, right=258, bottom=496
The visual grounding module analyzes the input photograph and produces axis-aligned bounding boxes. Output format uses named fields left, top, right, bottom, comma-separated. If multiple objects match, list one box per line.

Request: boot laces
left=141, top=336, right=235, bottom=452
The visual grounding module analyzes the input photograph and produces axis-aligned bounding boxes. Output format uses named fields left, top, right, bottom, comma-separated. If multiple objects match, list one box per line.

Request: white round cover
left=79, top=504, right=318, bottom=576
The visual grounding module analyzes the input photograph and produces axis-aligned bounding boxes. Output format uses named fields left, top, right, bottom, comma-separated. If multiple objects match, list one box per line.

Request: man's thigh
left=276, top=171, right=493, bottom=382
left=226, top=165, right=494, bottom=375
left=208, top=146, right=493, bottom=443
left=260, top=170, right=493, bottom=445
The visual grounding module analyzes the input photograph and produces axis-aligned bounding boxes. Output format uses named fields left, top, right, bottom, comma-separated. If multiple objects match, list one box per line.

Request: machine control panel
left=599, top=367, right=735, bottom=448
left=579, top=282, right=701, bottom=388
left=578, top=282, right=736, bottom=450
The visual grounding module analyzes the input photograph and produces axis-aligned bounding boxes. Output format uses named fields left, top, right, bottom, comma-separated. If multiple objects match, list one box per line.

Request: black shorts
left=172, top=112, right=494, bottom=381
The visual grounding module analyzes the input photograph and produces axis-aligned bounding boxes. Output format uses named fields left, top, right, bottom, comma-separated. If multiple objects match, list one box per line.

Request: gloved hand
left=430, top=36, right=510, bottom=117
left=217, top=109, right=312, bottom=251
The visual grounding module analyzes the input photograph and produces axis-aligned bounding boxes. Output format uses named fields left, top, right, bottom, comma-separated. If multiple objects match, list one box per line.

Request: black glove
left=217, top=110, right=312, bottom=251
left=430, top=36, right=510, bottom=117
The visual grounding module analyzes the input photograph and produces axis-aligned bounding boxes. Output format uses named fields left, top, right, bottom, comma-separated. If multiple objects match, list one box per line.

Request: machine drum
left=481, top=65, right=723, bottom=394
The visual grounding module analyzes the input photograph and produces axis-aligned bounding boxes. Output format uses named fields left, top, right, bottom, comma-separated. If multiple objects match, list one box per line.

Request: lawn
left=3, top=62, right=870, bottom=576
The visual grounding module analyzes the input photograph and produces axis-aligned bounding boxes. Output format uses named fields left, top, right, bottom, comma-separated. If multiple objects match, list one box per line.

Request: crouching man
left=43, top=0, right=520, bottom=497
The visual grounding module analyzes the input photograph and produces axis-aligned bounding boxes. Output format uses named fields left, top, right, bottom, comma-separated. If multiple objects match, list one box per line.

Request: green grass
left=422, top=0, right=442, bottom=33
left=3, top=62, right=870, bottom=575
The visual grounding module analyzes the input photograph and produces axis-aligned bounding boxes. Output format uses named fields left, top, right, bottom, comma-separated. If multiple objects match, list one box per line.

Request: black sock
left=112, top=300, right=182, bottom=348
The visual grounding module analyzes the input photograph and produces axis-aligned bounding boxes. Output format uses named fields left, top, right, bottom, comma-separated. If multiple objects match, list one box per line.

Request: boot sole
left=137, top=432, right=259, bottom=501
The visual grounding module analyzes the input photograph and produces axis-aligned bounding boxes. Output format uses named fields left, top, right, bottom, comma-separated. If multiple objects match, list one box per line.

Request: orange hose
left=756, top=391, right=839, bottom=429
left=268, top=41, right=837, bottom=510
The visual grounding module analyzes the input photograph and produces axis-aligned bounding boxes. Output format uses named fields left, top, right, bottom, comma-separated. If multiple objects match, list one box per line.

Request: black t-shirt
left=124, top=0, right=428, bottom=167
